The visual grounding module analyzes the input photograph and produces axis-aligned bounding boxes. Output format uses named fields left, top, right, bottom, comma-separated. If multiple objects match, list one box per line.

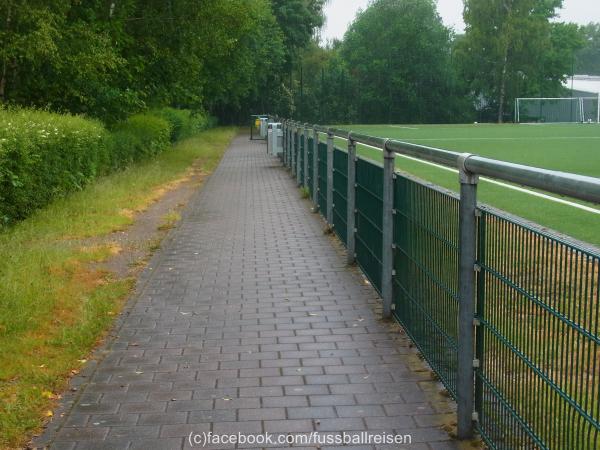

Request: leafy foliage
left=0, top=108, right=111, bottom=224
left=457, top=0, right=584, bottom=122
left=0, top=0, right=312, bottom=123
left=341, top=0, right=471, bottom=124
left=575, top=23, right=600, bottom=75
left=0, top=107, right=210, bottom=225
left=282, top=0, right=473, bottom=124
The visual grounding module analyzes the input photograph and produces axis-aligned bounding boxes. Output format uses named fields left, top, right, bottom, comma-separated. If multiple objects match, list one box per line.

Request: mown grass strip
left=0, top=127, right=237, bottom=449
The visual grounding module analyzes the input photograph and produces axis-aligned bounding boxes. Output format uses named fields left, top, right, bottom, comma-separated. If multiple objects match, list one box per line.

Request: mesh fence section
left=282, top=123, right=599, bottom=449
left=475, top=209, right=599, bottom=450
left=355, top=158, right=384, bottom=293
left=294, top=132, right=299, bottom=169
left=307, top=137, right=314, bottom=197
left=317, top=142, right=328, bottom=214
left=392, top=175, right=460, bottom=397
left=299, top=134, right=305, bottom=185
left=333, top=147, right=348, bottom=245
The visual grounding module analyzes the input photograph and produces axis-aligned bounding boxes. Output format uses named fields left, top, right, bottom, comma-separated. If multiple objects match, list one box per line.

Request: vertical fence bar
left=288, top=124, right=292, bottom=169
left=346, top=134, right=357, bottom=265
left=457, top=153, right=478, bottom=440
left=296, top=124, right=302, bottom=185
left=474, top=205, right=485, bottom=432
left=381, top=140, right=395, bottom=318
left=304, top=124, right=309, bottom=188
left=326, top=130, right=334, bottom=226
left=282, top=121, right=287, bottom=166
left=291, top=123, right=296, bottom=176
left=312, top=127, right=319, bottom=211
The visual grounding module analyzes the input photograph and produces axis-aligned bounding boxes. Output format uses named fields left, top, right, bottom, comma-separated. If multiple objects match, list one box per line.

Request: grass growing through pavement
left=0, top=127, right=236, bottom=448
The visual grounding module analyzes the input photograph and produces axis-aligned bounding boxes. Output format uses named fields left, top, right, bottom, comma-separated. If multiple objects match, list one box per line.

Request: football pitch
left=331, top=123, right=600, bottom=247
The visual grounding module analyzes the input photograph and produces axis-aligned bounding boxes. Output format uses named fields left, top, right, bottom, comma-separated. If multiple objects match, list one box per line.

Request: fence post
left=346, top=133, right=356, bottom=265
left=291, top=124, right=296, bottom=176
left=288, top=123, right=292, bottom=169
left=457, top=153, right=478, bottom=440
left=312, top=127, right=319, bottom=211
left=381, top=140, right=395, bottom=318
left=304, top=124, right=309, bottom=188
left=326, top=130, right=334, bottom=226
left=282, top=121, right=287, bottom=166
left=296, top=124, right=302, bottom=186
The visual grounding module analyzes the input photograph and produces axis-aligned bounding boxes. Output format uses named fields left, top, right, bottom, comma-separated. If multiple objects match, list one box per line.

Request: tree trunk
left=497, top=0, right=512, bottom=124
left=497, top=49, right=508, bottom=123
left=0, top=1, right=12, bottom=101
left=0, top=60, right=7, bottom=101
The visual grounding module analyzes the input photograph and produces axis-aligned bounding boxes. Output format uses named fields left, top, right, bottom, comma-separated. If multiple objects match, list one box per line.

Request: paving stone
left=315, top=418, right=365, bottom=431
left=32, top=136, right=458, bottom=450
left=262, top=395, right=309, bottom=408
left=287, top=406, right=337, bottom=419
left=238, top=407, right=285, bottom=421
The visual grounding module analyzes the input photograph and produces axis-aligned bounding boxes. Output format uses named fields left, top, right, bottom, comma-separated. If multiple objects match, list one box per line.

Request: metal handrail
left=281, top=118, right=600, bottom=205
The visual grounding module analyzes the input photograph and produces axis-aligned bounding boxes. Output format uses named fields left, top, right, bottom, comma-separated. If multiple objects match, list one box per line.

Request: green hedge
left=0, top=107, right=213, bottom=225
left=109, top=114, right=172, bottom=168
left=151, top=108, right=215, bottom=142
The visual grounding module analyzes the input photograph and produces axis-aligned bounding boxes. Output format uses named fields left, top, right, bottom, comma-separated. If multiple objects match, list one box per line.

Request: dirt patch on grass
left=82, top=160, right=208, bottom=279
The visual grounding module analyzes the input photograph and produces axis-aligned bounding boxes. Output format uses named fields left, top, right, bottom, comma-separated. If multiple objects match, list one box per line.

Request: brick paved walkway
left=35, top=136, right=459, bottom=450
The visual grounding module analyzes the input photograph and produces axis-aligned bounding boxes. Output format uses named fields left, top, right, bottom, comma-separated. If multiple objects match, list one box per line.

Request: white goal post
left=515, top=95, right=600, bottom=123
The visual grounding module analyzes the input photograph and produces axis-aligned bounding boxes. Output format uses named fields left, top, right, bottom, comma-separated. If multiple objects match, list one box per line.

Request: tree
left=340, top=0, right=471, bottom=124
left=575, top=23, right=600, bottom=75
left=271, top=0, right=326, bottom=67
left=458, top=0, right=583, bottom=122
left=0, top=0, right=300, bottom=124
left=0, top=0, right=134, bottom=122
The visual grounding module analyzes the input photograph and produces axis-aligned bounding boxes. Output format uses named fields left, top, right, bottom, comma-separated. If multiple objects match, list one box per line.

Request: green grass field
left=331, top=123, right=600, bottom=247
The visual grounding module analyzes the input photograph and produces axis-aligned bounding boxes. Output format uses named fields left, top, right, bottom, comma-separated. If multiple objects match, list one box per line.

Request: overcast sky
left=321, top=0, right=600, bottom=42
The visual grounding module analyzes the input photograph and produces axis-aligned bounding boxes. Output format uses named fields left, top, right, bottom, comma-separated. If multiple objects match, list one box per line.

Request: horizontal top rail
left=277, top=117, right=600, bottom=205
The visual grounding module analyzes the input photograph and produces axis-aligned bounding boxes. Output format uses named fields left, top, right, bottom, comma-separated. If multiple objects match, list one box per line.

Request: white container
left=259, top=118, right=269, bottom=138
left=267, top=123, right=283, bottom=156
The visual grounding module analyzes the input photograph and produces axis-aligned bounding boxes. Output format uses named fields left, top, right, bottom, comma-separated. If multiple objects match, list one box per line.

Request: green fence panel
left=333, top=147, right=348, bottom=245
left=392, top=175, right=460, bottom=397
left=355, top=157, right=384, bottom=293
left=317, top=142, right=327, bottom=214
left=294, top=132, right=299, bottom=169
left=307, top=137, right=314, bottom=197
left=475, top=209, right=599, bottom=450
left=299, top=134, right=304, bottom=185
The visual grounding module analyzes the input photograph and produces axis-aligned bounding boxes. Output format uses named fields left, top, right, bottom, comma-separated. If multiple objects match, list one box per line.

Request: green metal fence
left=299, top=134, right=305, bottom=185
left=332, top=147, right=348, bottom=245
left=279, top=119, right=600, bottom=450
left=307, top=137, right=314, bottom=198
left=393, top=175, right=460, bottom=397
left=475, top=208, right=599, bottom=449
left=355, top=158, right=384, bottom=293
left=317, top=142, right=328, bottom=214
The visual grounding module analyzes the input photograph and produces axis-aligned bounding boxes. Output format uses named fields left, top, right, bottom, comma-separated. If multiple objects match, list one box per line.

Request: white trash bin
left=267, top=123, right=283, bottom=157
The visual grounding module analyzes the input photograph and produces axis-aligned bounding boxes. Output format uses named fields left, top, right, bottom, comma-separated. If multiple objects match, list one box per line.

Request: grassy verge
left=0, top=127, right=236, bottom=448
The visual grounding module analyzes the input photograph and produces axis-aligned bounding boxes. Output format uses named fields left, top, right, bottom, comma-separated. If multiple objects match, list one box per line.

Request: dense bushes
left=152, top=108, right=214, bottom=142
left=109, top=114, right=172, bottom=168
left=0, top=107, right=214, bottom=225
left=0, top=109, right=111, bottom=223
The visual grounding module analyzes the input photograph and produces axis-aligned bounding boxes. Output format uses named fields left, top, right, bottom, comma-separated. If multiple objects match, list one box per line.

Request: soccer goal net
left=515, top=97, right=600, bottom=123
